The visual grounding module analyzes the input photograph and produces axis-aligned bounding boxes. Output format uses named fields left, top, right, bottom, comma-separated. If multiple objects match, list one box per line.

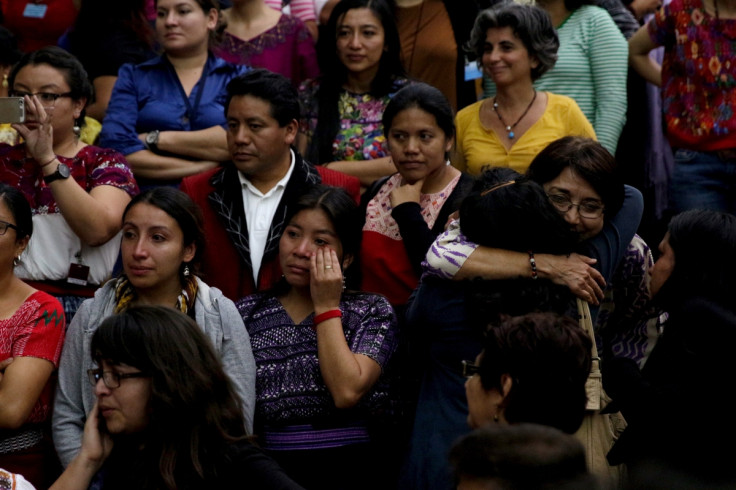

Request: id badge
left=23, top=3, right=48, bottom=18
left=464, top=59, right=482, bottom=82
left=67, top=263, right=90, bottom=286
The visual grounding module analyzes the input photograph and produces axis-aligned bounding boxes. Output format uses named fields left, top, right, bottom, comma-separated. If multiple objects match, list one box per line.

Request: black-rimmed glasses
left=546, top=194, right=605, bottom=219
left=0, top=220, right=19, bottom=236
left=87, top=369, right=150, bottom=389
left=461, top=360, right=480, bottom=379
left=9, top=90, right=73, bottom=105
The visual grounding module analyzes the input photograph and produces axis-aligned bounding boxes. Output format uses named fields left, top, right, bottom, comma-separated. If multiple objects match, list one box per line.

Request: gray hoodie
left=51, top=277, right=256, bottom=467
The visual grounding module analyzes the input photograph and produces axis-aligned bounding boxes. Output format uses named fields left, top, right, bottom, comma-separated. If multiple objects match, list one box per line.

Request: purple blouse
left=237, top=291, right=397, bottom=427
left=213, top=14, right=319, bottom=86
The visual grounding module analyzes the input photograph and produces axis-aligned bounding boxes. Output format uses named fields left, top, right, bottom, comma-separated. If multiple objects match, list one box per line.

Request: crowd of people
left=1, top=0, right=735, bottom=488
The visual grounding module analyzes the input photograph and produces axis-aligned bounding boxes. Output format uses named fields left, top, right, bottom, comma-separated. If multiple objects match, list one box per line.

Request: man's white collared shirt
left=238, top=150, right=296, bottom=283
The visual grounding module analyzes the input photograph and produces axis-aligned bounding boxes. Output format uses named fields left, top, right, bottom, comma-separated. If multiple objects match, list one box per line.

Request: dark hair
left=0, top=26, right=23, bottom=67
left=478, top=312, right=592, bottom=434
left=458, top=168, right=577, bottom=331
left=309, top=0, right=405, bottom=164
left=564, top=0, right=595, bottom=12
left=383, top=82, right=455, bottom=140
left=450, top=423, right=597, bottom=490
left=122, top=187, right=205, bottom=274
left=225, top=69, right=300, bottom=126
left=9, top=46, right=94, bottom=128
left=155, top=0, right=224, bottom=46
left=0, top=183, right=33, bottom=240
left=91, top=306, right=247, bottom=489
left=68, top=0, right=154, bottom=56
left=286, top=185, right=362, bottom=261
left=459, top=168, right=576, bottom=254
left=658, top=209, right=736, bottom=307
left=467, top=3, right=559, bottom=81
left=526, top=136, right=624, bottom=216
left=280, top=185, right=362, bottom=290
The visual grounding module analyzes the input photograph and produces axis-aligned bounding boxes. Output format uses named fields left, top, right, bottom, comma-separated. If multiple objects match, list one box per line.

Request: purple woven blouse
left=237, top=291, right=397, bottom=429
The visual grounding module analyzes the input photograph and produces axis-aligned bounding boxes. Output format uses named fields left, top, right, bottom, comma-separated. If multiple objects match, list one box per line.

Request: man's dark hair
left=225, top=69, right=300, bottom=126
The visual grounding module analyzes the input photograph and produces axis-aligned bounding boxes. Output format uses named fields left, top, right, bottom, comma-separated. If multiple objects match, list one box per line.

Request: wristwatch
left=43, top=162, right=71, bottom=184
left=145, top=130, right=160, bottom=151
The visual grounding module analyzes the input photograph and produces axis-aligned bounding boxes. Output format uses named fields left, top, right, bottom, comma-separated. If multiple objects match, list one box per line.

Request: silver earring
left=13, top=256, right=20, bottom=267
left=183, top=264, right=190, bottom=277
left=342, top=275, right=346, bottom=292
left=73, top=124, right=81, bottom=136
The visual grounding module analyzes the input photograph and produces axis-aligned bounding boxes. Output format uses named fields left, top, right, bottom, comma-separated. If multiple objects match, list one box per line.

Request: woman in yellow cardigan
left=453, top=3, right=595, bottom=175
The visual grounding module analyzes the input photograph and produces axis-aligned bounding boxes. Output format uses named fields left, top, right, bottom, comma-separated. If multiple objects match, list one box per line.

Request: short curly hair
left=466, top=2, right=559, bottom=81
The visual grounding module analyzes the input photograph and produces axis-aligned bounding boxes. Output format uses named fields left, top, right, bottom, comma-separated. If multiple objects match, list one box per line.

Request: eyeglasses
left=87, top=369, right=150, bottom=389
left=546, top=194, right=605, bottom=219
left=9, top=90, right=73, bottom=105
left=461, top=360, right=480, bottom=379
left=0, top=220, right=19, bottom=236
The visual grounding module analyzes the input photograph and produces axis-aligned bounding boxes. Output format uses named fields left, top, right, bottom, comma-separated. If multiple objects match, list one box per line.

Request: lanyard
left=165, top=55, right=208, bottom=126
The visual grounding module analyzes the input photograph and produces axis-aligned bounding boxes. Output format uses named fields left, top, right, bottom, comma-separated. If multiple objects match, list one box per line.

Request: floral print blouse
left=649, top=0, right=736, bottom=150
left=298, top=77, right=409, bottom=163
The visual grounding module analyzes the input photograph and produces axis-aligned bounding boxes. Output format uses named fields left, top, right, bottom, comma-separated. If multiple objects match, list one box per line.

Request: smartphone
left=0, top=97, right=25, bottom=124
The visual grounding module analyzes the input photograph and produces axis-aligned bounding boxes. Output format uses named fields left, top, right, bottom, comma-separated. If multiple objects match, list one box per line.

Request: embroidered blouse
left=298, top=77, right=409, bottom=163
left=237, top=292, right=397, bottom=425
left=213, top=15, right=318, bottom=86
left=648, top=0, right=736, bottom=151
left=0, top=291, right=65, bottom=424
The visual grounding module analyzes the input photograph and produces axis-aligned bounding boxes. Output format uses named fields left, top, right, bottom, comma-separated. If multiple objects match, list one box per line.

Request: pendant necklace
left=492, top=90, right=537, bottom=139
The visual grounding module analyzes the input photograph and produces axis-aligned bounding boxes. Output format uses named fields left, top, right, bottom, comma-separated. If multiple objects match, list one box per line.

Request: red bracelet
left=313, top=309, right=342, bottom=328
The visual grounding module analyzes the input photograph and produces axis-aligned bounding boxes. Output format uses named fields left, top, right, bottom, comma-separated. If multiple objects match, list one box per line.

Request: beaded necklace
left=491, top=90, right=537, bottom=139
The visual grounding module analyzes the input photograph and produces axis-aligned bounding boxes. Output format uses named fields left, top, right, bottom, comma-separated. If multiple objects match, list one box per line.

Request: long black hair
left=309, top=0, right=405, bottom=164
left=657, top=209, right=736, bottom=308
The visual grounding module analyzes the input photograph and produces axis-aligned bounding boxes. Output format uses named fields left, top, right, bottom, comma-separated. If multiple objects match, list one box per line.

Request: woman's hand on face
left=310, top=248, right=344, bottom=313
left=12, top=95, right=56, bottom=165
left=544, top=253, right=606, bottom=305
left=390, top=178, right=424, bottom=208
left=79, top=400, right=113, bottom=468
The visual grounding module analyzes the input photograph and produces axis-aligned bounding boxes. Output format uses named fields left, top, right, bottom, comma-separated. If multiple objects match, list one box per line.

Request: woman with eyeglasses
left=50, top=306, right=304, bottom=490
left=402, top=138, right=657, bottom=488
left=400, top=166, right=588, bottom=489
left=52, top=187, right=256, bottom=469
left=0, top=47, right=138, bottom=324
left=429, top=137, right=652, bottom=332
left=463, top=312, right=591, bottom=432
left=0, top=184, right=66, bottom=489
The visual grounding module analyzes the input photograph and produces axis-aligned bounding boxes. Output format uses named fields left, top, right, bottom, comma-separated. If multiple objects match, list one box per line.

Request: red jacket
left=180, top=155, right=359, bottom=302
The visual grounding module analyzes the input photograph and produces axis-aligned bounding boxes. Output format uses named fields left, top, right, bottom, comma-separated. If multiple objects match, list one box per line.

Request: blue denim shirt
left=99, top=53, right=248, bottom=156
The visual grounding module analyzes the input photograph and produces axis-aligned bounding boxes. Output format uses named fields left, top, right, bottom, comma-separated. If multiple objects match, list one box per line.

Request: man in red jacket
left=180, top=69, right=359, bottom=301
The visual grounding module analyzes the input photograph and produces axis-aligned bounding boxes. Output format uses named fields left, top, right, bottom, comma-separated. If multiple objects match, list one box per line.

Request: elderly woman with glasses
left=0, top=47, right=137, bottom=324
left=403, top=137, right=661, bottom=488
